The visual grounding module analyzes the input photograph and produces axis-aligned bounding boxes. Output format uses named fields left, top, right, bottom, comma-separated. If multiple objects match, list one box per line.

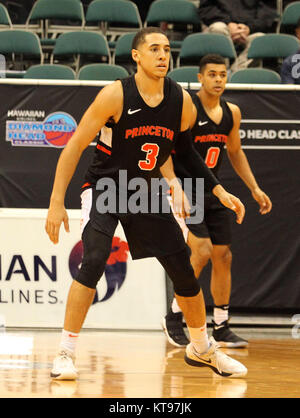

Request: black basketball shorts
left=169, top=192, right=232, bottom=245
left=80, top=187, right=187, bottom=260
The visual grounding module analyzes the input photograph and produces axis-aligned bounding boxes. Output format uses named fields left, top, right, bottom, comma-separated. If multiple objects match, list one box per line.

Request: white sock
left=59, top=329, right=79, bottom=356
left=171, top=298, right=182, bottom=313
left=187, top=324, right=209, bottom=354
left=214, top=305, right=229, bottom=325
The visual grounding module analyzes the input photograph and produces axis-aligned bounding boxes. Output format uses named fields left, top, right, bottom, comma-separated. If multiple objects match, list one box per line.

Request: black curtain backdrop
left=200, top=88, right=300, bottom=312
left=0, top=82, right=299, bottom=311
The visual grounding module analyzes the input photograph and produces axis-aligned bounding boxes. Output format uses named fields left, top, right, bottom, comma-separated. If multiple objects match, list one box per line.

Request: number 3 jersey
left=84, top=75, right=183, bottom=188
left=173, top=92, right=233, bottom=182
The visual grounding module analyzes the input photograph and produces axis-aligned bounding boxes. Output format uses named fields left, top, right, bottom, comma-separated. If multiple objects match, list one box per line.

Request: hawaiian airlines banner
left=0, top=209, right=166, bottom=329
left=0, top=82, right=299, bottom=312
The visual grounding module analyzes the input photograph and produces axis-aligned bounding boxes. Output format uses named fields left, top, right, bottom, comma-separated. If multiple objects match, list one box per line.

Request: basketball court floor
left=0, top=323, right=299, bottom=399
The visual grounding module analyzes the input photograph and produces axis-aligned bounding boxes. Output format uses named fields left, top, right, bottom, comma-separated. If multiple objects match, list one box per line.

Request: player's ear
left=197, top=72, right=203, bottom=84
left=132, top=49, right=139, bottom=64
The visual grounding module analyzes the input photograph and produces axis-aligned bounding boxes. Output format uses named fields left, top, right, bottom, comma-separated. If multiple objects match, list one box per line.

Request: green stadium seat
left=24, top=64, right=76, bottom=80
left=145, top=0, right=200, bottom=51
left=0, top=3, right=12, bottom=29
left=0, top=30, right=43, bottom=71
left=167, top=66, right=199, bottom=82
left=26, top=0, right=85, bottom=40
left=51, top=31, right=111, bottom=72
left=248, top=34, right=300, bottom=59
left=78, top=63, right=129, bottom=80
left=113, top=32, right=136, bottom=72
left=85, top=0, right=142, bottom=38
left=279, top=2, right=300, bottom=33
left=178, top=33, right=236, bottom=66
left=230, top=68, right=281, bottom=84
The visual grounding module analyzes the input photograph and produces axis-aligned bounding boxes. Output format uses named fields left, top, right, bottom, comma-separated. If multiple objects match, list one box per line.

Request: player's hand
left=45, top=203, right=70, bottom=244
left=171, top=185, right=191, bottom=218
left=251, top=187, right=272, bottom=215
left=213, top=185, right=245, bottom=224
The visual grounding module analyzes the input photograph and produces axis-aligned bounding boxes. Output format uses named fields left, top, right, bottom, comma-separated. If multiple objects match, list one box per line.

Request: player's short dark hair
left=199, top=54, right=226, bottom=73
left=132, top=27, right=168, bottom=50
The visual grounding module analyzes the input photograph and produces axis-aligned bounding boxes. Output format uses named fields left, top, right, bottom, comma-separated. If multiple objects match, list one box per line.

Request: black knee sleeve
left=76, top=222, right=113, bottom=289
left=157, top=247, right=200, bottom=297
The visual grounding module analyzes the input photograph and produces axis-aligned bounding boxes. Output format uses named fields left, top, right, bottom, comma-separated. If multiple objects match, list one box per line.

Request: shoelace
left=211, top=344, right=222, bottom=374
left=58, top=351, right=74, bottom=364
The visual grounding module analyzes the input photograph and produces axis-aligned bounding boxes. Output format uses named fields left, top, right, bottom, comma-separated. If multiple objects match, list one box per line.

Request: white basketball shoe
left=50, top=351, right=78, bottom=380
left=185, top=338, right=247, bottom=378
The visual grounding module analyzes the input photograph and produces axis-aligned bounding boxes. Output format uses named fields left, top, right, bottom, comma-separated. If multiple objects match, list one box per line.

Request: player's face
left=198, top=64, right=227, bottom=96
left=133, top=33, right=170, bottom=78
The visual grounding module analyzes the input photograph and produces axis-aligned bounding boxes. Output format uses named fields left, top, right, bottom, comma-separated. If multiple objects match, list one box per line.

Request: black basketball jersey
left=173, top=93, right=233, bottom=181
left=85, top=75, right=183, bottom=188
left=191, top=93, right=233, bottom=177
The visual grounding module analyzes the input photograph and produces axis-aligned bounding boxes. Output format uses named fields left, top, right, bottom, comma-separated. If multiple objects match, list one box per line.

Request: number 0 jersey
left=84, top=75, right=183, bottom=187
left=173, top=92, right=233, bottom=181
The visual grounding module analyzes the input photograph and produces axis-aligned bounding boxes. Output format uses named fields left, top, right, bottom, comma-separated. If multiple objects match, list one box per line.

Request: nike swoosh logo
left=193, top=350, right=212, bottom=364
left=214, top=325, right=224, bottom=330
left=198, top=121, right=208, bottom=126
left=128, top=108, right=141, bottom=115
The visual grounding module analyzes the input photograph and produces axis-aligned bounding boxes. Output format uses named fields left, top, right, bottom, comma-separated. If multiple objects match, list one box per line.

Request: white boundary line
left=241, top=145, right=300, bottom=149
left=1, top=79, right=300, bottom=91
left=241, top=119, right=300, bottom=123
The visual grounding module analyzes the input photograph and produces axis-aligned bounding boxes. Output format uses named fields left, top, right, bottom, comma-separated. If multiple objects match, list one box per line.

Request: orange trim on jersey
left=125, top=125, right=174, bottom=141
left=194, top=134, right=228, bottom=143
left=97, top=144, right=112, bottom=155
left=81, top=182, right=91, bottom=189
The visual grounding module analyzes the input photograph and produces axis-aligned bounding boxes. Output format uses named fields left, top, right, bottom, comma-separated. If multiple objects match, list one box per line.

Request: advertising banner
left=0, top=209, right=166, bottom=329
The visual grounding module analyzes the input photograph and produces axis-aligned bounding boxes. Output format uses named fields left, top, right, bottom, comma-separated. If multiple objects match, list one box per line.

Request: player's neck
left=197, top=89, right=220, bottom=110
left=134, top=72, right=165, bottom=107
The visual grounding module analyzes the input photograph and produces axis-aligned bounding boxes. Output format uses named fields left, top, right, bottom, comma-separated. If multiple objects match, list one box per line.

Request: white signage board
left=0, top=209, right=167, bottom=329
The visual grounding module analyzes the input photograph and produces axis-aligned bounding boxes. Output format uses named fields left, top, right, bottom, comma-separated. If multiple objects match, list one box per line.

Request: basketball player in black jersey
left=45, top=30, right=248, bottom=380
left=162, top=54, right=272, bottom=348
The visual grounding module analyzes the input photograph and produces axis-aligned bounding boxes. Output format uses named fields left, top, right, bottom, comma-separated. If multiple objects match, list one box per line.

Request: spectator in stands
left=281, top=17, right=300, bottom=84
left=198, top=0, right=278, bottom=72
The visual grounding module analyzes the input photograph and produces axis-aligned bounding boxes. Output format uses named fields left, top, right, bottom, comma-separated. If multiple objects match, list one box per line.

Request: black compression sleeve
left=174, top=129, right=220, bottom=192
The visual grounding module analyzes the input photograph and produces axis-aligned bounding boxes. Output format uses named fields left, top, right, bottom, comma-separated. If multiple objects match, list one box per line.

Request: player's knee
left=214, top=246, right=232, bottom=267
left=171, top=260, right=200, bottom=297
left=75, top=250, right=106, bottom=289
left=75, top=223, right=113, bottom=289
left=173, top=277, right=200, bottom=297
left=192, top=240, right=213, bottom=267
left=158, top=248, right=201, bottom=297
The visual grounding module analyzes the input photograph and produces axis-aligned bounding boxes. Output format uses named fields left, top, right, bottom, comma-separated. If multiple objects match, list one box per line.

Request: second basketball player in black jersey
left=163, top=54, right=272, bottom=349
left=46, top=31, right=248, bottom=380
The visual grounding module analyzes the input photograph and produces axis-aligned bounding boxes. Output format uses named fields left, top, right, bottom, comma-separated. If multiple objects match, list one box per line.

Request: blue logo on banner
left=6, top=111, right=77, bottom=147
left=68, top=238, right=129, bottom=304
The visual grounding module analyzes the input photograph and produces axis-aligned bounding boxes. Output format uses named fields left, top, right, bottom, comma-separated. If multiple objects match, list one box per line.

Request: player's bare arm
left=180, top=89, right=245, bottom=224
left=160, top=156, right=191, bottom=218
left=45, top=81, right=123, bottom=244
left=227, top=102, right=272, bottom=215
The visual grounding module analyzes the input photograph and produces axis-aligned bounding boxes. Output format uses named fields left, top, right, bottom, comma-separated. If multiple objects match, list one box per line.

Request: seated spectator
left=281, top=18, right=300, bottom=84
left=198, top=0, right=278, bottom=72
